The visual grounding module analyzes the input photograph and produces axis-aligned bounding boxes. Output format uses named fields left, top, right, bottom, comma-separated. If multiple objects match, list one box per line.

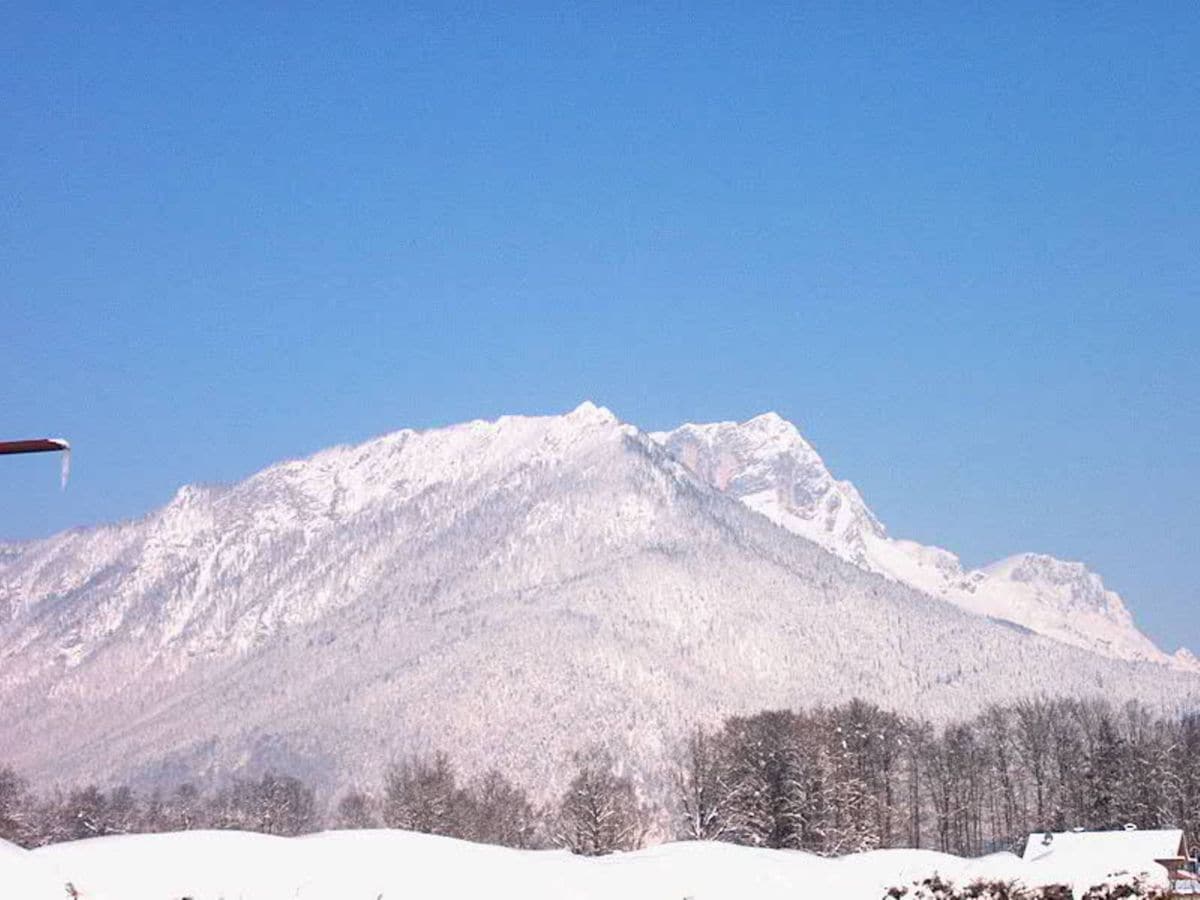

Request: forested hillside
left=3, top=697, right=1196, bottom=857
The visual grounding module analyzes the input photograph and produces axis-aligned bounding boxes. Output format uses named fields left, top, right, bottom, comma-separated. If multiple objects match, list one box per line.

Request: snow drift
left=0, top=829, right=1179, bottom=900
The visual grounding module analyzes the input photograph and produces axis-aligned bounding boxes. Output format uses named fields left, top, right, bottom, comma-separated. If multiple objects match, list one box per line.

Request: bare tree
left=673, top=726, right=735, bottom=841
left=165, top=783, right=205, bottom=831
left=254, top=773, right=316, bottom=835
left=556, top=747, right=645, bottom=856
left=61, top=785, right=112, bottom=840
left=106, top=786, right=139, bottom=835
left=467, top=769, right=541, bottom=848
left=0, top=766, right=34, bottom=846
left=383, top=752, right=465, bottom=837
left=979, top=705, right=1021, bottom=850
left=1013, top=699, right=1056, bottom=831
left=335, top=789, right=378, bottom=829
left=208, top=773, right=316, bottom=835
left=717, top=711, right=820, bottom=849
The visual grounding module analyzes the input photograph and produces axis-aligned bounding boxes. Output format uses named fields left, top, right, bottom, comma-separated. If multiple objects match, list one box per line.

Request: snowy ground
left=0, top=830, right=1175, bottom=900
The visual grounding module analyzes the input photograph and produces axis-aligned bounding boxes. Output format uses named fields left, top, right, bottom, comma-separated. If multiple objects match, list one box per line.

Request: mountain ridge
left=1, top=402, right=1196, bottom=797
left=651, top=412, right=1192, bottom=670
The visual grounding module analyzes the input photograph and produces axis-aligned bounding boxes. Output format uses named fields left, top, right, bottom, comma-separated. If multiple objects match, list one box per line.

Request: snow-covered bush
left=1077, top=874, right=1173, bottom=900
left=885, top=876, right=1080, bottom=900
left=885, top=875, right=1177, bottom=900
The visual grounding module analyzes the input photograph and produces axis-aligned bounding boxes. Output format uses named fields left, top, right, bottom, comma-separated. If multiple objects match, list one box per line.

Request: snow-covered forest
left=3, top=696, right=1197, bottom=858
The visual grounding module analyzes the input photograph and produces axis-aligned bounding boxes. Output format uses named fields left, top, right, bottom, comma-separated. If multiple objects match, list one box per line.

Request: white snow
left=0, top=838, right=70, bottom=900
left=0, top=830, right=1180, bottom=900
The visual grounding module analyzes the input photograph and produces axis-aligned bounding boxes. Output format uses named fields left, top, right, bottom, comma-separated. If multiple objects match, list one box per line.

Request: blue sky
left=2, top=3, right=1197, bottom=650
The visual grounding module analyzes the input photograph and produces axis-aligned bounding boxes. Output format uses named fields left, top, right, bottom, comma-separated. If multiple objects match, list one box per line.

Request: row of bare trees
left=0, top=749, right=643, bottom=855
left=2, top=697, right=1197, bottom=856
left=672, top=698, right=1200, bottom=856
left=342, top=747, right=648, bottom=854
left=0, top=772, right=318, bottom=846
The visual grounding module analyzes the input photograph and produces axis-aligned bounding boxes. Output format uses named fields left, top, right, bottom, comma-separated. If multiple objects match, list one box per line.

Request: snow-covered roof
left=1022, top=829, right=1186, bottom=869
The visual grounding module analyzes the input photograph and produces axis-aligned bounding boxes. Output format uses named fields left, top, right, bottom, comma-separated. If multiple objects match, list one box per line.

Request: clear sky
left=2, top=4, right=1197, bottom=651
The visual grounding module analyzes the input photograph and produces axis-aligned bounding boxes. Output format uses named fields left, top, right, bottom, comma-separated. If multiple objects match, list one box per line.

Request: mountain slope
left=1, top=403, right=1197, bottom=797
left=652, top=414, right=1192, bottom=669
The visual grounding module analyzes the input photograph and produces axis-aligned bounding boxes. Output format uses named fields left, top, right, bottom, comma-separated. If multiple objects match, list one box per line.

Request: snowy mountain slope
left=652, top=414, right=1194, bottom=670
left=1, top=403, right=1198, bottom=798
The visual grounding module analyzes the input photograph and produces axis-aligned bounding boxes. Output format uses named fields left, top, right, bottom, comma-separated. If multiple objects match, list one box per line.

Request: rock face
left=0, top=403, right=1196, bottom=797
left=652, top=414, right=1192, bottom=669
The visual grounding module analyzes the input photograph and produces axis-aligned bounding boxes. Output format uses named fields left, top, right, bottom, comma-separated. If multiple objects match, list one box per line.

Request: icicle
left=0, top=437, right=72, bottom=487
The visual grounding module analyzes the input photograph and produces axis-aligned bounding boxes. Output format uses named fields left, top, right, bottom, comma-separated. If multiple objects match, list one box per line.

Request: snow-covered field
left=0, top=830, right=1174, bottom=900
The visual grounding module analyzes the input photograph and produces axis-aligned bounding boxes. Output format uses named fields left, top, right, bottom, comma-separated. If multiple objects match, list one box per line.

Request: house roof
left=1023, top=829, right=1186, bottom=870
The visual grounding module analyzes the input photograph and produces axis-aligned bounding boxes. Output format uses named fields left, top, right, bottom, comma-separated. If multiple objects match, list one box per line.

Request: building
left=1023, top=828, right=1191, bottom=888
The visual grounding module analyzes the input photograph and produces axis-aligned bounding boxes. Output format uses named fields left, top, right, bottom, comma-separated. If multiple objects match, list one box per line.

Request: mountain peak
left=746, top=410, right=792, bottom=430
left=652, top=414, right=885, bottom=566
left=661, top=412, right=818, bottom=461
left=985, top=552, right=1086, bottom=578
left=565, top=400, right=618, bottom=426
left=654, top=414, right=1187, bottom=669
left=981, top=554, right=1128, bottom=619
left=1174, top=648, right=1200, bottom=672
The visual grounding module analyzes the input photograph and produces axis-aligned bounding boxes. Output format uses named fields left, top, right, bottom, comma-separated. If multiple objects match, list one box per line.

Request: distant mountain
left=653, top=414, right=1194, bottom=670
left=1, top=403, right=1196, bottom=797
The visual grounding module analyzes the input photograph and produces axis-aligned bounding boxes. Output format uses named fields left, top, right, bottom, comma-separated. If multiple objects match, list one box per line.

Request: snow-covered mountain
left=652, top=414, right=1194, bottom=670
left=1, top=403, right=1197, bottom=796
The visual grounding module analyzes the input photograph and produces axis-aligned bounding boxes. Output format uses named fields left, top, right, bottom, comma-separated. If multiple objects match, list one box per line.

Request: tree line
left=671, top=697, right=1200, bottom=857
left=2, top=696, right=1197, bottom=857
